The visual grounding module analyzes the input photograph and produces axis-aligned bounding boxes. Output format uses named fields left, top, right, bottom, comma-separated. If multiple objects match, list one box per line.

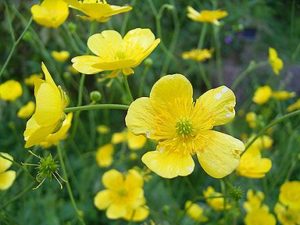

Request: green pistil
left=176, top=119, right=193, bottom=137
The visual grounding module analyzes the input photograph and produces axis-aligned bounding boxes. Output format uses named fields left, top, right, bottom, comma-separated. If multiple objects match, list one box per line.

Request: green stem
left=123, top=75, right=134, bottom=102
left=65, top=104, right=129, bottom=113
left=197, top=23, right=207, bottom=49
left=213, top=24, right=223, bottom=84
left=57, top=143, right=86, bottom=225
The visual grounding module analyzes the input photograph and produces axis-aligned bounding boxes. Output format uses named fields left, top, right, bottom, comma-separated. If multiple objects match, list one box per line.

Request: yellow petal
left=127, top=131, right=147, bottom=150
left=125, top=169, right=144, bottom=189
left=102, top=169, right=124, bottom=190
left=95, top=143, right=114, bottom=167
left=197, top=130, right=245, bottom=178
left=124, top=206, right=149, bottom=221
left=0, top=153, right=13, bottom=173
left=94, top=190, right=113, bottom=210
left=17, top=101, right=35, bottom=119
left=195, top=86, right=235, bottom=126
left=106, top=203, right=127, bottom=219
left=71, top=55, right=103, bottom=74
left=111, top=132, right=127, bottom=144
left=142, top=148, right=194, bottom=178
left=0, top=80, right=23, bottom=101
left=0, top=171, right=16, bottom=190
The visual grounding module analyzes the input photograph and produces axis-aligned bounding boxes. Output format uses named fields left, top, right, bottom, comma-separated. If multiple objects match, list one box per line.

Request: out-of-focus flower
left=51, top=51, right=70, bottom=62
left=126, top=74, right=244, bottom=178
left=94, top=169, right=149, bottom=221
left=203, top=186, right=230, bottom=211
left=17, top=101, right=35, bottom=119
left=0, top=153, right=16, bottom=190
left=67, top=65, right=80, bottom=75
left=269, top=47, right=283, bottom=75
left=112, top=130, right=147, bottom=150
left=252, top=135, right=273, bottom=150
left=272, top=91, right=296, bottom=101
left=275, top=203, right=300, bottom=225
left=182, top=49, right=213, bottom=62
left=245, top=112, right=257, bottom=128
left=243, top=190, right=268, bottom=212
left=65, top=0, right=132, bottom=22
left=31, top=0, right=69, bottom=28
left=287, top=99, right=300, bottom=112
left=252, top=86, right=272, bottom=105
left=71, top=28, right=160, bottom=76
left=185, top=201, right=208, bottom=222
left=187, top=6, right=228, bottom=25
left=279, top=181, right=300, bottom=210
left=25, top=74, right=42, bottom=86
left=39, top=113, right=73, bottom=148
left=0, top=80, right=22, bottom=101
left=245, top=207, right=276, bottom=225
left=97, top=125, right=110, bottom=134
left=96, top=144, right=114, bottom=167
left=24, top=63, right=69, bottom=148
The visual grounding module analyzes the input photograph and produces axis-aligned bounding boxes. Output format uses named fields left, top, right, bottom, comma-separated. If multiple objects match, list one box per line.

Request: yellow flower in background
left=272, top=91, right=296, bottom=101
left=245, top=112, right=257, bottom=128
left=236, top=146, right=272, bottom=178
left=126, top=74, right=244, bottom=178
left=243, top=190, right=268, bottom=212
left=252, top=85, right=272, bottom=105
left=31, top=0, right=69, bottom=28
left=269, top=47, right=283, bottom=75
left=182, top=49, right=213, bottom=62
left=39, top=113, right=73, bottom=148
left=112, top=130, right=147, bottom=150
left=0, top=80, right=22, bottom=101
left=17, top=101, right=35, bottom=119
left=24, top=63, right=69, bottom=148
left=185, top=201, right=208, bottom=222
left=51, top=51, right=70, bottom=62
left=275, top=203, right=300, bottom=225
left=25, top=74, right=42, bottom=86
left=0, top=153, right=16, bottom=191
left=72, top=28, right=160, bottom=76
left=245, top=207, right=276, bottom=225
left=187, top=6, right=228, bottom=25
left=65, top=0, right=132, bottom=22
left=67, top=65, right=80, bottom=75
left=97, top=124, right=110, bottom=134
left=279, top=181, right=300, bottom=210
left=94, top=169, right=149, bottom=221
left=96, top=144, right=114, bottom=167
left=203, top=186, right=230, bottom=211
left=252, top=135, right=273, bottom=150
left=287, top=98, right=300, bottom=112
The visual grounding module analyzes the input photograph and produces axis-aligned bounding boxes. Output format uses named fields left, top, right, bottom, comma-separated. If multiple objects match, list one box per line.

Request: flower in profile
left=243, top=190, right=268, bottom=212
left=272, top=91, right=296, bottom=101
left=0, top=80, right=22, bottom=101
left=245, top=112, right=257, bottom=128
left=287, top=98, right=300, bottom=112
left=245, top=207, right=276, bottom=225
left=24, top=63, right=69, bottom=148
left=25, top=74, right=42, bottom=86
left=185, top=201, right=208, bottom=222
left=187, top=6, right=228, bottom=25
left=275, top=203, right=300, bottom=225
left=279, top=181, right=300, bottom=210
left=71, top=28, right=160, bottom=76
left=0, top=153, right=16, bottom=190
left=126, top=74, right=244, bottom=178
left=252, top=85, right=272, bottom=105
left=17, top=101, right=35, bottom=119
left=51, top=50, right=70, bottom=62
left=182, top=49, right=213, bottom=62
left=96, top=143, right=114, bottom=167
left=65, top=0, right=132, bottom=22
left=203, top=186, right=230, bottom=211
left=94, top=169, right=149, bottom=221
left=112, top=129, right=147, bottom=150
left=31, top=0, right=69, bottom=28
left=269, top=47, right=283, bottom=75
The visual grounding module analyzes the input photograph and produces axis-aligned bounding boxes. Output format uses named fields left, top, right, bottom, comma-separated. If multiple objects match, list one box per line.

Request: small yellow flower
left=25, top=74, right=42, bottom=86
left=252, top=135, right=273, bottom=150
left=203, top=186, right=230, bottom=211
left=0, top=153, right=16, bottom=190
left=39, top=113, right=73, bottom=148
left=112, top=130, right=147, bottom=150
left=17, top=101, right=35, bottom=119
left=126, top=74, right=244, bottom=178
left=51, top=50, right=70, bottom=62
left=97, top=125, right=110, bottom=134
left=287, top=98, right=300, bottom=112
left=24, top=63, right=69, bottom=148
left=65, top=0, right=132, bottom=22
left=185, top=201, right=208, bottom=222
left=31, top=0, right=69, bottom=28
left=245, top=112, right=257, bottom=128
left=243, top=190, right=268, bottom=213
left=252, top=85, right=272, bottom=105
left=94, top=169, right=149, bottom=221
left=182, top=49, right=213, bottom=62
left=272, top=91, right=296, bottom=101
left=187, top=6, right=228, bottom=25
left=71, top=28, right=160, bottom=76
left=275, top=203, right=300, bottom=225
left=245, top=207, right=276, bottom=225
left=96, top=143, right=114, bottom=167
left=279, top=181, right=300, bottom=210
left=0, top=80, right=22, bottom=101
left=269, top=47, right=283, bottom=75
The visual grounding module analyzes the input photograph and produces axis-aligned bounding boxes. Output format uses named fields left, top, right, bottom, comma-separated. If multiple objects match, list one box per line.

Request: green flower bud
left=90, top=91, right=102, bottom=102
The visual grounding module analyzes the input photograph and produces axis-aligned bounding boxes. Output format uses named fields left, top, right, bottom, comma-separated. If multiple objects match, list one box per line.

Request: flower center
left=118, top=188, right=128, bottom=197
left=176, top=118, right=193, bottom=137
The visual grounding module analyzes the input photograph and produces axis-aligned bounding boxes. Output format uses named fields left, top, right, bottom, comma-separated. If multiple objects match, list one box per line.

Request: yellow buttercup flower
left=96, top=143, right=114, bottom=167
left=272, top=91, right=296, bottom=101
left=0, top=153, right=16, bottom=190
left=71, top=28, right=160, bottom=76
left=252, top=85, right=272, bottom=105
left=112, top=129, right=147, bottom=150
left=25, top=74, right=42, bottom=86
left=51, top=50, right=70, bottom=62
left=279, top=181, right=300, bottom=210
left=126, top=74, right=244, bottom=178
left=0, top=80, right=22, bottom=101
left=187, top=6, right=228, bottom=25
left=31, top=0, right=69, bottom=28
left=182, top=49, right=213, bottom=62
left=185, top=201, right=208, bottom=222
left=24, top=63, right=69, bottom=148
left=245, top=207, right=276, bottom=225
left=287, top=98, right=300, bottom=112
left=94, top=169, right=149, bottom=221
left=275, top=203, right=300, bottom=225
left=96, top=124, right=110, bottom=134
left=243, top=190, right=268, bottom=213
left=65, top=0, right=132, bottom=22
left=39, top=113, right=73, bottom=148
left=269, top=47, right=283, bottom=75
left=203, top=186, right=230, bottom=211
left=245, top=112, right=257, bottom=128
left=17, top=101, right=35, bottom=119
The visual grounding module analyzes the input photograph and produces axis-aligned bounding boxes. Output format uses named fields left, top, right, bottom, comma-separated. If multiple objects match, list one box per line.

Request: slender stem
left=123, top=75, right=134, bottom=102
left=197, top=23, right=207, bottom=49
left=65, top=104, right=129, bottom=113
left=57, top=143, right=86, bottom=225
left=213, top=24, right=223, bottom=84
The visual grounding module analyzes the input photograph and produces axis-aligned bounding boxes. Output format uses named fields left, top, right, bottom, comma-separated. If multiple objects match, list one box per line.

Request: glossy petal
left=0, top=153, right=13, bottom=173
left=106, top=203, right=127, bottom=219
left=102, top=169, right=124, bottom=190
left=127, top=131, right=147, bottom=150
left=0, top=171, right=16, bottom=190
left=124, top=206, right=149, bottom=221
left=94, top=190, right=113, bottom=210
left=71, top=55, right=103, bottom=74
left=95, top=144, right=114, bottom=168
